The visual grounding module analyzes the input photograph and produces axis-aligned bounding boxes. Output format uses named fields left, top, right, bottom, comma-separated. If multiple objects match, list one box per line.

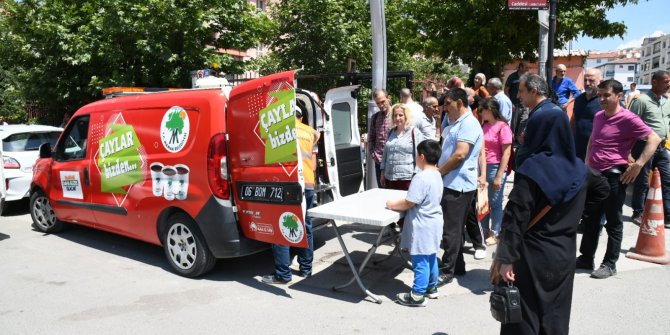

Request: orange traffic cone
left=626, top=168, right=670, bottom=265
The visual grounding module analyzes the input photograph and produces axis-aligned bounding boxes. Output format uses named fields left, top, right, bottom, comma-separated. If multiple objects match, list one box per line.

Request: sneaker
left=590, top=265, right=617, bottom=279
left=436, top=273, right=454, bottom=288
left=485, top=235, right=498, bottom=246
left=396, top=291, right=427, bottom=307
left=474, top=249, right=487, bottom=260
left=665, top=221, right=670, bottom=229
left=424, top=286, right=439, bottom=299
left=575, top=256, right=594, bottom=270
left=261, top=274, right=291, bottom=285
left=632, top=212, right=643, bottom=226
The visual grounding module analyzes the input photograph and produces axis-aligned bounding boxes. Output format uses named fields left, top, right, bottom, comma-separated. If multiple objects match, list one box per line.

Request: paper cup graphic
left=174, top=164, right=190, bottom=200
left=162, top=166, right=177, bottom=201
left=150, top=162, right=165, bottom=196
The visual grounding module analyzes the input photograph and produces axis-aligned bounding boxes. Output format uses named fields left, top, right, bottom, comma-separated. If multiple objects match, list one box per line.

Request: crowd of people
left=260, top=63, right=670, bottom=333
left=369, top=68, right=670, bottom=333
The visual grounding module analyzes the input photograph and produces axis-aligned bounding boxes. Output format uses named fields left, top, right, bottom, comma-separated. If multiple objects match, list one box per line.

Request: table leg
left=330, top=221, right=384, bottom=304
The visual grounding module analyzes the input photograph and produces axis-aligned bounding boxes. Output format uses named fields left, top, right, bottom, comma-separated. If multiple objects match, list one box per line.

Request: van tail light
left=3, top=156, right=20, bottom=169
left=207, top=133, right=230, bottom=199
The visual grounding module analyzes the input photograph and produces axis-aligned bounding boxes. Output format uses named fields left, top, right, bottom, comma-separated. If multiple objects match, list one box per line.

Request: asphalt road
left=1, top=187, right=669, bottom=335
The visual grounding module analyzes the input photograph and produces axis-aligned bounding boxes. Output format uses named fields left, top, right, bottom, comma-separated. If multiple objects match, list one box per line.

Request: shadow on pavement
left=290, top=250, right=409, bottom=304
left=2, top=199, right=30, bottom=217
left=48, top=224, right=174, bottom=273
left=0, top=232, right=9, bottom=241
left=455, top=268, right=493, bottom=295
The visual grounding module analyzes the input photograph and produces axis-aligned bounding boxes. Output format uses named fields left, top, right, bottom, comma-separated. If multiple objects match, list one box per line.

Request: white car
left=1, top=145, right=5, bottom=215
left=1, top=124, right=62, bottom=209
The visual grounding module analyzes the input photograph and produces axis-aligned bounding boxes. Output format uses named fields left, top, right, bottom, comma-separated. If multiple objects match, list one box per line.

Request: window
left=2, top=131, right=61, bottom=152
left=331, top=102, right=353, bottom=145
left=653, top=42, right=661, bottom=54
left=627, top=77, right=634, bottom=82
left=256, top=0, right=265, bottom=10
left=653, top=56, right=661, bottom=69
left=597, top=59, right=602, bottom=64
left=628, top=65, right=635, bottom=71
left=56, top=116, right=89, bottom=161
left=619, top=65, right=623, bottom=69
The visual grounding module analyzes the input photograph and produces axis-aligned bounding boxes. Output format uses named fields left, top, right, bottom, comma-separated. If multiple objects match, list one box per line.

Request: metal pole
left=538, top=10, right=549, bottom=81
left=366, top=0, right=387, bottom=190
left=545, top=0, right=558, bottom=87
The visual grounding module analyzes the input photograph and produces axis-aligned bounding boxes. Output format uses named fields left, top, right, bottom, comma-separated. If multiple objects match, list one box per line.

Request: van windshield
left=2, top=131, right=61, bottom=152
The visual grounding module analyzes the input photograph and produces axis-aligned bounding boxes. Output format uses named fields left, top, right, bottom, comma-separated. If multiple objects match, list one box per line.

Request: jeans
left=579, top=171, right=626, bottom=268
left=631, top=142, right=670, bottom=220
left=481, top=163, right=507, bottom=235
left=271, top=189, right=315, bottom=281
left=411, top=254, right=439, bottom=295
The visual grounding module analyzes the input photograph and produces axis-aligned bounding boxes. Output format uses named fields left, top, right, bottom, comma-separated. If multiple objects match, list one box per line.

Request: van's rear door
left=227, top=70, right=308, bottom=248
left=324, top=86, right=363, bottom=197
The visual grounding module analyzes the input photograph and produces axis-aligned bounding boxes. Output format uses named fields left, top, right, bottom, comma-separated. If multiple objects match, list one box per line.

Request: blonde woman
left=380, top=104, right=424, bottom=190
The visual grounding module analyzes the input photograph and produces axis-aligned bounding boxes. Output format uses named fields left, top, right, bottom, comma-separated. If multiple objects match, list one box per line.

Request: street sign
left=509, top=0, right=549, bottom=10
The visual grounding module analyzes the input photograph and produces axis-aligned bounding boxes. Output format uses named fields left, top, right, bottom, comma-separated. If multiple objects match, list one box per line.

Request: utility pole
left=538, top=10, right=549, bottom=81
left=545, top=0, right=558, bottom=87
left=366, top=0, right=387, bottom=190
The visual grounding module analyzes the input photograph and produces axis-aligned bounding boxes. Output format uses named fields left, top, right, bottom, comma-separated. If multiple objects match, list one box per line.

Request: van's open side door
left=227, top=70, right=308, bottom=248
left=324, top=86, right=363, bottom=197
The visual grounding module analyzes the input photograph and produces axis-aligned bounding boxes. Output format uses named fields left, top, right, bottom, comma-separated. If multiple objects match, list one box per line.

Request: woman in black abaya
left=495, top=97, right=588, bottom=335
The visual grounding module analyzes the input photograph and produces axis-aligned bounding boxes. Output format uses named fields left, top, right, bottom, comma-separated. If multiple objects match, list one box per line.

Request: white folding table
left=307, top=188, right=407, bottom=304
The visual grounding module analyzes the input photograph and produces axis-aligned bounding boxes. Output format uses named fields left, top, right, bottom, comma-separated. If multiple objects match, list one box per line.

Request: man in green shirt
left=629, top=70, right=670, bottom=228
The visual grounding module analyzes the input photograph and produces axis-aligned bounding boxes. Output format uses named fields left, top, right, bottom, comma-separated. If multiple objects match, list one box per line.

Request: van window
left=331, top=102, right=352, bottom=145
left=56, top=116, right=89, bottom=161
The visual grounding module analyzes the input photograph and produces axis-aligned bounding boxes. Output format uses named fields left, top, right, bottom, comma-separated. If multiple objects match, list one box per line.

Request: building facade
left=638, top=33, right=670, bottom=85
left=596, top=59, right=639, bottom=89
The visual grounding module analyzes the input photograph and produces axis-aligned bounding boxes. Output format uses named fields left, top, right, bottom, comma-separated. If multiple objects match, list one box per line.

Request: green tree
left=408, top=0, right=638, bottom=80
left=282, top=214, right=299, bottom=238
left=0, top=0, right=271, bottom=123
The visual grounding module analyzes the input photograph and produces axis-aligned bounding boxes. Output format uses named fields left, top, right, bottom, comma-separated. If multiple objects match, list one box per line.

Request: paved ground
left=1, top=180, right=669, bottom=335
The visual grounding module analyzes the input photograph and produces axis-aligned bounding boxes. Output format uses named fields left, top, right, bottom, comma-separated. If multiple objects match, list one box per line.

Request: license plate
left=240, top=185, right=284, bottom=203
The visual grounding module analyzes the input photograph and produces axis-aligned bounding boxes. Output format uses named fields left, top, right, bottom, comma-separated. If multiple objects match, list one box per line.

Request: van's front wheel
left=163, top=213, right=216, bottom=277
left=30, top=190, right=63, bottom=233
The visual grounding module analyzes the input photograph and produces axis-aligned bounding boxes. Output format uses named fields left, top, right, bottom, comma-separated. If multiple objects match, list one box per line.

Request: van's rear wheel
left=163, top=213, right=216, bottom=277
left=30, top=190, right=63, bottom=233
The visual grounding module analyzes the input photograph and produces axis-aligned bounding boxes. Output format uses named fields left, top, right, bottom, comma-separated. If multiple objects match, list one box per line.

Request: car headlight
left=3, top=156, right=20, bottom=169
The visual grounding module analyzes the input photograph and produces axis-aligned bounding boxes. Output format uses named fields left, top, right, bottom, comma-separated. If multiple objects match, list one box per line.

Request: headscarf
left=516, top=99, right=587, bottom=205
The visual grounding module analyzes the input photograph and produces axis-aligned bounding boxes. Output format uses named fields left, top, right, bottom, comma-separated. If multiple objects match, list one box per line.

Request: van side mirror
left=39, top=143, right=52, bottom=158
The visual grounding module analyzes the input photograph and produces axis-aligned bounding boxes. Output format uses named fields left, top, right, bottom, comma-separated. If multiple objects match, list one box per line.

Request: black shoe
left=437, top=273, right=453, bottom=288
left=577, top=223, right=584, bottom=234
left=396, top=292, right=427, bottom=307
left=298, top=272, right=312, bottom=278
left=632, top=212, right=643, bottom=226
left=261, top=274, right=291, bottom=285
left=591, top=265, right=617, bottom=279
left=665, top=221, right=670, bottom=229
left=424, top=286, right=439, bottom=299
left=575, top=256, right=594, bottom=270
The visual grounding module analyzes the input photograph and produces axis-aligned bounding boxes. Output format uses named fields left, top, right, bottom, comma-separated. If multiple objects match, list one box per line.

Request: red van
left=30, top=71, right=363, bottom=277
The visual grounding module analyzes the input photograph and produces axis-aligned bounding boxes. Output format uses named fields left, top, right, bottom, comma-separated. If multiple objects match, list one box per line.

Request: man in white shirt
left=625, top=82, right=641, bottom=108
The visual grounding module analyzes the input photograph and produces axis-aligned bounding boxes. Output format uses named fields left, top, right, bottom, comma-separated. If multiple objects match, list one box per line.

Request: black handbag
left=489, top=205, right=552, bottom=324
left=490, top=282, right=522, bottom=324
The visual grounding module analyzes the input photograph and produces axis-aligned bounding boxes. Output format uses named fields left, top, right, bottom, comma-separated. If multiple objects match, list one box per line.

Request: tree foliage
left=0, top=0, right=270, bottom=123
left=408, top=0, right=637, bottom=79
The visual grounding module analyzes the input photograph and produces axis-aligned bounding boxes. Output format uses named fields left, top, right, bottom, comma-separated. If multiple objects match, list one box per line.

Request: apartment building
left=638, top=33, right=670, bottom=85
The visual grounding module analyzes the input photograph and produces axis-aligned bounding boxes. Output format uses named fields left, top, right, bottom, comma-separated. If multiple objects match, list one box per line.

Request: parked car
left=1, top=146, right=5, bottom=215
left=30, top=70, right=363, bottom=277
left=1, top=124, right=62, bottom=211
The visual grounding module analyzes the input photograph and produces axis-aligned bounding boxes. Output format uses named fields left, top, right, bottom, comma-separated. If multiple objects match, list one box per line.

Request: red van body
left=30, top=71, right=363, bottom=277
